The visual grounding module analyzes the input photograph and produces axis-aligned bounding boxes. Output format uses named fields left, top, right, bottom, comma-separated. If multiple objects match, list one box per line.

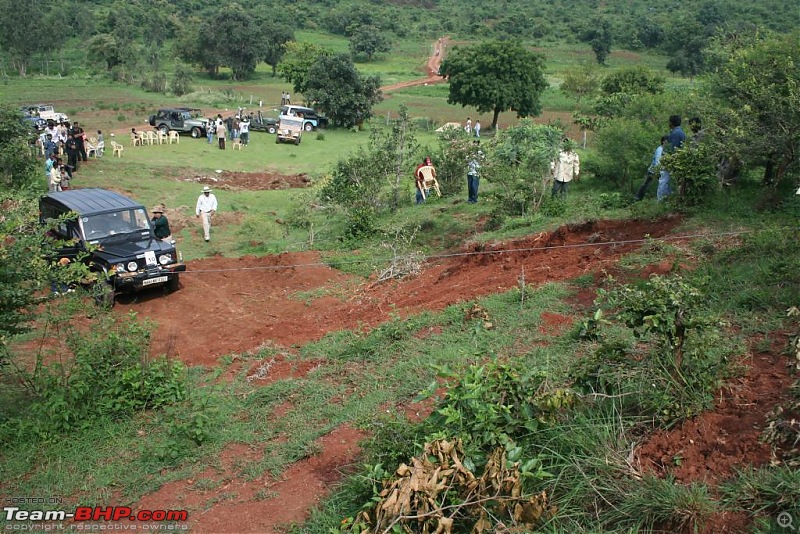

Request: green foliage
left=585, top=117, right=660, bottom=186
left=429, top=126, right=474, bottom=196
left=601, top=274, right=706, bottom=366
left=170, top=63, right=194, bottom=96
left=600, top=65, right=665, bottom=97
left=0, top=104, right=39, bottom=190
left=579, top=18, right=613, bottom=64
left=148, top=399, right=216, bottom=464
left=0, top=0, right=63, bottom=76
left=304, top=53, right=382, bottom=128
left=278, top=41, right=332, bottom=97
left=10, top=314, right=187, bottom=440
left=722, top=466, right=800, bottom=523
left=661, top=142, right=719, bottom=204
left=484, top=120, right=563, bottom=216
left=704, top=30, right=800, bottom=190
left=440, top=41, right=548, bottom=129
left=571, top=275, right=737, bottom=424
left=602, top=475, right=716, bottom=531
left=428, top=360, right=576, bottom=456
left=348, top=25, right=391, bottom=61
left=560, top=63, right=601, bottom=105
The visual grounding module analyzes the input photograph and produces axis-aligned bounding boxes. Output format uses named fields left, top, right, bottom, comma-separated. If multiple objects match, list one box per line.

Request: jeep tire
left=191, top=127, right=202, bottom=138
left=158, top=124, right=169, bottom=135
left=267, top=125, right=277, bottom=134
left=167, top=273, right=180, bottom=292
left=303, top=122, right=313, bottom=132
left=94, top=281, right=116, bottom=308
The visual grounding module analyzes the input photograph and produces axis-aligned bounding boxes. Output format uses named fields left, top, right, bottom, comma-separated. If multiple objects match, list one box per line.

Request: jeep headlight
left=115, top=263, right=126, bottom=272
left=127, top=261, right=138, bottom=272
left=159, top=254, right=172, bottom=265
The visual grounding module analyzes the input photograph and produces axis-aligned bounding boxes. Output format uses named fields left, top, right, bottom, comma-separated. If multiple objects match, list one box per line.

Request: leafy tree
left=212, top=3, right=265, bottom=80
left=278, top=42, right=332, bottom=97
left=304, top=53, right=382, bottom=128
left=580, top=18, right=613, bottom=65
left=0, top=0, right=52, bottom=76
left=349, top=26, right=391, bottom=61
left=430, top=127, right=475, bottom=196
left=0, top=105, right=39, bottom=190
left=171, top=63, right=194, bottom=96
left=485, top=120, right=562, bottom=216
left=705, top=31, right=800, bottom=190
left=600, top=66, right=665, bottom=97
left=560, top=63, right=600, bottom=106
left=439, top=41, right=548, bottom=130
left=261, top=24, right=294, bottom=77
left=87, top=34, right=125, bottom=71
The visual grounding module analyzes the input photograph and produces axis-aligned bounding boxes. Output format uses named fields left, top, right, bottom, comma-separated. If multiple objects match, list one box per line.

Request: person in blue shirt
left=658, top=115, right=686, bottom=201
left=635, top=136, right=668, bottom=201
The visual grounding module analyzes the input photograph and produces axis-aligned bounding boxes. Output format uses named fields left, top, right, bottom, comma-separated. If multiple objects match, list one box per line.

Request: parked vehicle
left=249, top=111, right=278, bottom=134
left=40, top=189, right=186, bottom=305
left=148, top=108, right=209, bottom=138
left=279, top=105, right=328, bottom=132
left=276, top=116, right=303, bottom=145
left=21, top=104, right=69, bottom=124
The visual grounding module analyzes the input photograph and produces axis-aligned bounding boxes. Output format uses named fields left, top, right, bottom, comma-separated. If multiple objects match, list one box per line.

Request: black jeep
left=40, top=189, right=186, bottom=305
left=148, top=107, right=209, bottom=138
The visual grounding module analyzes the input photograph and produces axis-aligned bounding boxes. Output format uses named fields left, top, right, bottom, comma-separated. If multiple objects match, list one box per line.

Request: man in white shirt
left=195, top=186, right=218, bottom=242
left=551, top=138, right=580, bottom=199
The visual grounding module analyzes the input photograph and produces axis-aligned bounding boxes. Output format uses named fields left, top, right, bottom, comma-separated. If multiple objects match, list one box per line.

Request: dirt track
left=119, top=218, right=681, bottom=366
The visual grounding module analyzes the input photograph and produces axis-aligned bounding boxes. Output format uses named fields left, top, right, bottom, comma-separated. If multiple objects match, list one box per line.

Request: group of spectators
left=206, top=113, right=250, bottom=149
left=37, top=120, right=103, bottom=192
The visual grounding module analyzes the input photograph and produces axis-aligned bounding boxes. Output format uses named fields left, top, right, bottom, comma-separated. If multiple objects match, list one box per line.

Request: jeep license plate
left=142, top=276, right=168, bottom=286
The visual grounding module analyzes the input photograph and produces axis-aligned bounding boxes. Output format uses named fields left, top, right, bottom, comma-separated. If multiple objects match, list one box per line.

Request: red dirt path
left=119, top=218, right=681, bottom=366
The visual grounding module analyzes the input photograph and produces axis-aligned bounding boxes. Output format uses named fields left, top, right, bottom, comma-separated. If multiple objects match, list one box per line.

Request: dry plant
left=349, top=438, right=554, bottom=533
left=374, top=226, right=424, bottom=284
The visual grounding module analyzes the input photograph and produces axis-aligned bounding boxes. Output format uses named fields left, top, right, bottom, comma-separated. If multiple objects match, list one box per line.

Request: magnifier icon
left=778, top=512, right=795, bottom=530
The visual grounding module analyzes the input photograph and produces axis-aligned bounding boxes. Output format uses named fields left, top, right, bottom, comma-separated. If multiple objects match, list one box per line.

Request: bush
left=11, top=313, right=187, bottom=440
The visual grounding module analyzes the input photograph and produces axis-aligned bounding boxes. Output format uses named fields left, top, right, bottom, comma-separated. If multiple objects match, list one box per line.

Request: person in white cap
left=195, top=186, right=218, bottom=242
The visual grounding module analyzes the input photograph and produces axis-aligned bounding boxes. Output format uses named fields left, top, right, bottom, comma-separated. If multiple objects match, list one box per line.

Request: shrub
left=13, top=313, right=187, bottom=440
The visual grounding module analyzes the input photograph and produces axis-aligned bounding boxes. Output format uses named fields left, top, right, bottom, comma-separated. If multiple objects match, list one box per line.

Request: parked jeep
left=249, top=111, right=278, bottom=134
left=148, top=108, right=209, bottom=138
left=280, top=105, right=328, bottom=132
left=276, top=116, right=303, bottom=145
left=21, top=104, right=69, bottom=124
left=40, top=189, right=186, bottom=305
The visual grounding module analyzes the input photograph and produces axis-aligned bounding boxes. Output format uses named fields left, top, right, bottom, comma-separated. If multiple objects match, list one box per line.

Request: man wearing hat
left=195, top=186, right=218, bottom=242
left=151, top=205, right=172, bottom=240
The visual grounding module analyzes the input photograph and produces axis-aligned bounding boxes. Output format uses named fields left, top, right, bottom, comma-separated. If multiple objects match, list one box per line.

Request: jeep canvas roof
left=42, top=188, right=144, bottom=215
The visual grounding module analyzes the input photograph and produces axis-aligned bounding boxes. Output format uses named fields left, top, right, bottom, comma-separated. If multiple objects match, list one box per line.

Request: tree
left=278, top=42, right=332, bottom=97
left=439, top=41, right=548, bottom=130
left=0, top=105, right=39, bottom=190
left=560, top=63, right=600, bottom=106
left=0, top=0, right=51, bottom=76
left=705, top=31, right=800, bottom=190
left=485, top=120, right=563, bottom=216
left=261, top=24, right=294, bottom=77
left=212, top=3, right=265, bottom=80
left=87, top=34, right=125, bottom=71
left=600, top=66, right=665, bottom=97
left=304, top=53, right=382, bottom=128
left=580, top=19, right=613, bottom=65
left=171, top=63, right=194, bottom=96
left=349, top=26, right=391, bottom=61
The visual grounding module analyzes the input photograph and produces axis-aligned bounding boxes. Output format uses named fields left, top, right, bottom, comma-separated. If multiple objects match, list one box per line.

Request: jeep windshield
left=80, top=208, right=152, bottom=242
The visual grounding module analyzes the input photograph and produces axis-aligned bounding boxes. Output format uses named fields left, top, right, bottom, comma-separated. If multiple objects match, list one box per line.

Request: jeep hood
left=94, top=239, right=173, bottom=262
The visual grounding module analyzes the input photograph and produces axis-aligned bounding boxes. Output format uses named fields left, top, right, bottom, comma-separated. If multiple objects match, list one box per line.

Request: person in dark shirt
left=151, top=206, right=172, bottom=240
